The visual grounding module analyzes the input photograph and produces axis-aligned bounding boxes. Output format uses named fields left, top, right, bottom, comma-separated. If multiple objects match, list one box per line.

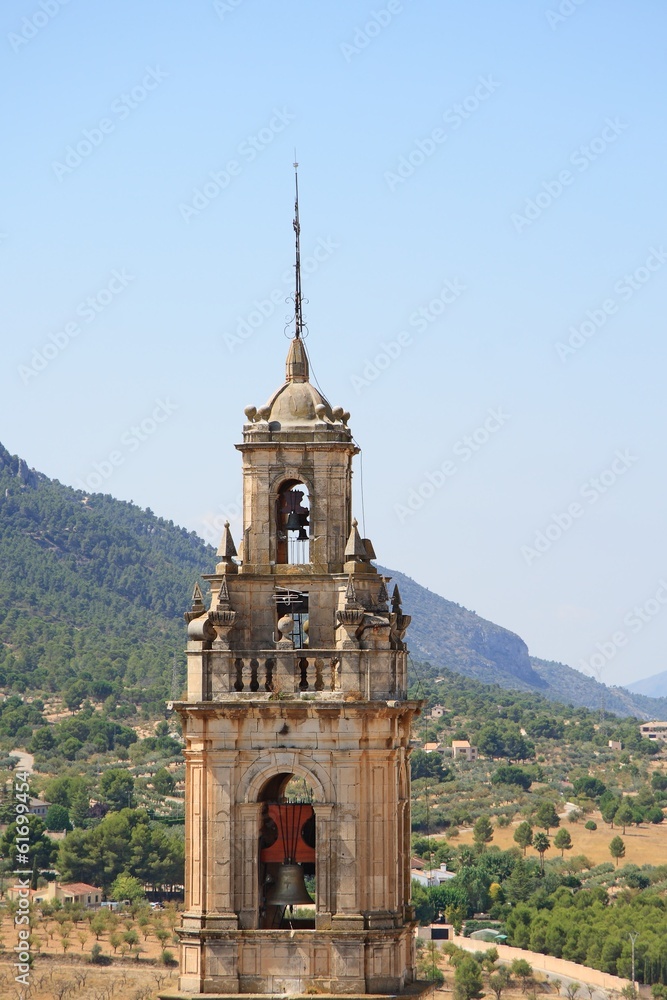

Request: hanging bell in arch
left=266, top=862, right=314, bottom=907
left=285, top=511, right=302, bottom=531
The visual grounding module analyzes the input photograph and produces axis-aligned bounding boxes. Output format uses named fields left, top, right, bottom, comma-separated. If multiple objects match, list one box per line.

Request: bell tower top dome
left=243, top=336, right=350, bottom=436
left=242, top=342, right=351, bottom=438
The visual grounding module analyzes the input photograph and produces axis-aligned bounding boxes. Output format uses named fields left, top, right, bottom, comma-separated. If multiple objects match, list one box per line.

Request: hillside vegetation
left=0, top=442, right=213, bottom=716
left=409, top=663, right=667, bottom=987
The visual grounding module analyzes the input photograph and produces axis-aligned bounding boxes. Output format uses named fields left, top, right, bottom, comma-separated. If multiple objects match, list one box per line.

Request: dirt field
left=452, top=811, right=667, bottom=867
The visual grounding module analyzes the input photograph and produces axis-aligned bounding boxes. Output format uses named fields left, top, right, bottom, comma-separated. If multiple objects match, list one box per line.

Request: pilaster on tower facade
left=173, top=176, right=422, bottom=998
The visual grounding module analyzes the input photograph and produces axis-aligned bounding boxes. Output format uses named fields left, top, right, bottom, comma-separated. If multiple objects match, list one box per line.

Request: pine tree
left=553, top=828, right=573, bottom=857
left=609, top=835, right=625, bottom=866
left=513, top=821, right=533, bottom=856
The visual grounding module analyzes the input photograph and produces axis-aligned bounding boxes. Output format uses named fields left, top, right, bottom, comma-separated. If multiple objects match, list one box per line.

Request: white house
left=410, top=863, right=456, bottom=888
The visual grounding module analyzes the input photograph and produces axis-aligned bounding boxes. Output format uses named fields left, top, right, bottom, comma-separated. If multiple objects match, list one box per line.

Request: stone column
left=206, top=752, right=238, bottom=929
left=183, top=750, right=206, bottom=918
left=314, top=803, right=334, bottom=928
left=237, top=802, right=262, bottom=928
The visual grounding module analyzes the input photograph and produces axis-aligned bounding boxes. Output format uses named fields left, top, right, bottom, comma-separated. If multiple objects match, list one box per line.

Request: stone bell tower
left=172, top=170, right=421, bottom=997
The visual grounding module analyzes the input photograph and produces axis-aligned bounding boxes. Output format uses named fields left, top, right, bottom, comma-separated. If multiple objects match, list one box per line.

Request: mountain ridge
left=624, top=668, right=667, bottom=699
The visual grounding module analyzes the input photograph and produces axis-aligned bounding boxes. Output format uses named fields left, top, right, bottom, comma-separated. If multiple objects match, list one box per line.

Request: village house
left=6, top=881, right=105, bottom=908
left=640, top=721, right=667, bottom=742
left=452, top=739, right=478, bottom=761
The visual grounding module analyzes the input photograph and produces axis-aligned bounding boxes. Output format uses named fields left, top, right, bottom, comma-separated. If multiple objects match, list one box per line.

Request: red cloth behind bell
left=260, top=803, right=316, bottom=863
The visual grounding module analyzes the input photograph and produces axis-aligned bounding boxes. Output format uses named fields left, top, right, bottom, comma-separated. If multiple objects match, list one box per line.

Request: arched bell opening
left=258, top=773, right=316, bottom=929
left=276, top=480, right=310, bottom=565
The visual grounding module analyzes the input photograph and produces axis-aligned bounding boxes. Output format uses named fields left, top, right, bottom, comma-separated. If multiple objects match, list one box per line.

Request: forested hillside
left=0, top=442, right=213, bottom=714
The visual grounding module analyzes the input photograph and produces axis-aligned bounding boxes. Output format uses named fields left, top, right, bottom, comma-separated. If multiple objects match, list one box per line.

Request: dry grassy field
left=0, top=959, right=178, bottom=1000
left=452, top=811, right=667, bottom=867
left=0, top=903, right=179, bottom=999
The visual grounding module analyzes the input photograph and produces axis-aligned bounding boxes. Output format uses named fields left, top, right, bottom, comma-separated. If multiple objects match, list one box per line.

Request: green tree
left=89, top=913, right=107, bottom=941
left=42, top=775, right=89, bottom=809
left=0, top=815, right=57, bottom=871
left=29, top=726, right=55, bottom=753
left=609, top=835, right=625, bottom=866
left=445, top=904, right=467, bottom=934
left=614, top=802, right=634, bottom=835
left=454, top=956, right=485, bottom=1000
left=99, top=769, right=135, bottom=811
left=584, top=820, right=597, bottom=833
left=510, top=959, right=533, bottom=993
left=535, top=801, right=560, bottom=834
left=600, top=792, right=621, bottom=827
left=123, top=928, right=139, bottom=952
left=70, top=789, right=90, bottom=828
left=572, top=777, right=607, bottom=799
left=491, top=765, right=532, bottom=790
left=553, top=828, right=573, bottom=857
left=533, top=832, right=550, bottom=873
left=109, top=931, right=123, bottom=954
left=473, top=815, right=494, bottom=851
left=411, top=880, right=435, bottom=925
left=45, top=804, right=71, bottom=832
left=513, top=822, right=533, bottom=856
left=153, top=768, right=175, bottom=796
left=110, top=872, right=146, bottom=903
left=411, top=750, right=451, bottom=783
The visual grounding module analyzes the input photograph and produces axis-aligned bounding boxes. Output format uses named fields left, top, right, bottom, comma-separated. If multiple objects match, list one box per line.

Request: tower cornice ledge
left=236, top=438, right=359, bottom=452
left=172, top=700, right=422, bottom=716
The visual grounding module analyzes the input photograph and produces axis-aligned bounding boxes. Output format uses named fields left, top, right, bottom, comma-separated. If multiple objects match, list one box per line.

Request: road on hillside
left=10, top=749, right=34, bottom=775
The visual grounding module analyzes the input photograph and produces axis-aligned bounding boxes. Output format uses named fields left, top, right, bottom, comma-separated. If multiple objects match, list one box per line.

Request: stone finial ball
left=277, top=615, right=294, bottom=635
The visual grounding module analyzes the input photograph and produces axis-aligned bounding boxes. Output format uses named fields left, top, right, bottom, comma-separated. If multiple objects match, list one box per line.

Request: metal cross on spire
left=293, top=156, right=304, bottom=340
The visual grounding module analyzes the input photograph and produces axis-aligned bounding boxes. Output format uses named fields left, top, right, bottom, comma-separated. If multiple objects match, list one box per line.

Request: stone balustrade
left=185, top=647, right=408, bottom=702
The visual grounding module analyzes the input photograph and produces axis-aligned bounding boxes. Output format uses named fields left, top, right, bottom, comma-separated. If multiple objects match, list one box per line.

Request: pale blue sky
left=2, top=0, right=667, bottom=685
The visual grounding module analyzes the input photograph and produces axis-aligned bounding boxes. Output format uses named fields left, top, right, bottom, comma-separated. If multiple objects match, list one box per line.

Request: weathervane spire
left=293, top=155, right=303, bottom=340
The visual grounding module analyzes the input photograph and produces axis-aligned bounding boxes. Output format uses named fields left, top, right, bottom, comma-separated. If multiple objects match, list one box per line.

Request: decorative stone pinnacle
left=285, top=337, right=309, bottom=382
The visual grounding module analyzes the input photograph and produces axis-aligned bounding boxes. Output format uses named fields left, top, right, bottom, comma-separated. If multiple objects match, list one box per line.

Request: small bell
left=266, top=863, right=314, bottom=906
left=297, top=527, right=308, bottom=541
left=285, top=511, right=301, bottom=531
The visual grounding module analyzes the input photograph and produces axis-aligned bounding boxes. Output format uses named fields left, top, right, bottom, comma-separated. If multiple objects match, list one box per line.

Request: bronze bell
left=266, top=863, right=314, bottom=906
left=285, top=511, right=301, bottom=531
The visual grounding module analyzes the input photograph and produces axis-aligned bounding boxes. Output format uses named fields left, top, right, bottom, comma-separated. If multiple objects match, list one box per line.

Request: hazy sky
left=2, top=0, right=666, bottom=686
